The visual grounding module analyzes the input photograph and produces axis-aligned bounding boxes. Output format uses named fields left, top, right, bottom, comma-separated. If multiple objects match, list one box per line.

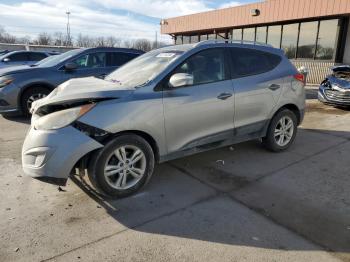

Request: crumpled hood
left=328, top=75, right=350, bottom=90
left=32, top=76, right=134, bottom=112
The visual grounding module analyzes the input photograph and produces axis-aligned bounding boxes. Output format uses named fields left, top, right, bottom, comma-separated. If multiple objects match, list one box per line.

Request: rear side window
left=107, top=52, right=139, bottom=67
left=7, top=52, right=29, bottom=62
left=29, top=52, right=48, bottom=61
left=230, top=48, right=281, bottom=78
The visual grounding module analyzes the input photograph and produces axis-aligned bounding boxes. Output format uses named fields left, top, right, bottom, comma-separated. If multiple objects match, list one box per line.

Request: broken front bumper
left=318, top=85, right=350, bottom=106
left=22, top=125, right=103, bottom=185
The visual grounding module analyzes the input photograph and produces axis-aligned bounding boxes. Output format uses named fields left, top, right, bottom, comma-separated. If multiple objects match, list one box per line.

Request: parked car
left=319, top=65, right=350, bottom=107
left=22, top=40, right=306, bottom=197
left=0, top=47, right=144, bottom=116
left=0, top=50, right=53, bottom=68
left=0, top=50, right=10, bottom=56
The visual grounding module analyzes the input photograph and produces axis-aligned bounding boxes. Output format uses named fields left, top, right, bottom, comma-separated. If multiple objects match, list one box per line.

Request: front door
left=163, top=48, right=235, bottom=154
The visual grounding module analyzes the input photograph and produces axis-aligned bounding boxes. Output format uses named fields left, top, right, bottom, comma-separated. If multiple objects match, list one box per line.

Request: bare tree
left=133, top=39, right=152, bottom=52
left=106, top=36, right=121, bottom=47
left=52, top=32, right=65, bottom=46
left=0, top=26, right=17, bottom=43
left=34, top=32, right=52, bottom=45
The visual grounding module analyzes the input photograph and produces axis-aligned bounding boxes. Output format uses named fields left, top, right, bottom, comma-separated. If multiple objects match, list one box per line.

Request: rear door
left=229, top=47, right=284, bottom=136
left=163, top=48, right=235, bottom=153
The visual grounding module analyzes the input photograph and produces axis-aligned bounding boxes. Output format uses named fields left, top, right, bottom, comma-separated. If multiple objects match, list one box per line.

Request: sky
left=0, top=0, right=258, bottom=43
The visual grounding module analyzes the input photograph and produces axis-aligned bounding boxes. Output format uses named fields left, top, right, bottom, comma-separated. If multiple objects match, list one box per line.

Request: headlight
left=34, top=104, right=95, bottom=130
left=0, top=76, right=13, bottom=88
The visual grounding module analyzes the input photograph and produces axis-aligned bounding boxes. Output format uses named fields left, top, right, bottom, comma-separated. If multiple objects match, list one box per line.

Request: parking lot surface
left=0, top=87, right=349, bottom=262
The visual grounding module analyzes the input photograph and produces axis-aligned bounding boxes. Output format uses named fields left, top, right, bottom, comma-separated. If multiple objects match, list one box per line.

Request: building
left=160, top=0, right=350, bottom=84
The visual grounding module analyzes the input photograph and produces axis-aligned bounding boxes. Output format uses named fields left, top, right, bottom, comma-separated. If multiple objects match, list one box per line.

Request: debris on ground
left=252, top=236, right=260, bottom=241
left=58, top=186, right=66, bottom=192
left=5, top=207, right=11, bottom=211
left=96, top=205, right=101, bottom=208
left=14, top=247, right=19, bottom=252
left=50, top=213, right=54, bottom=216
left=216, top=160, right=225, bottom=165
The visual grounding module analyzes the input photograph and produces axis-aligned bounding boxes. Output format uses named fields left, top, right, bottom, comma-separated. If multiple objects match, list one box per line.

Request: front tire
left=88, top=134, right=155, bottom=198
left=20, top=86, right=51, bottom=116
left=262, top=109, right=298, bottom=152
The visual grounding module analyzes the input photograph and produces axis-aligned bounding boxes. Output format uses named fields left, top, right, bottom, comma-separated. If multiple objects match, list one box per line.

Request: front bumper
left=318, top=85, right=350, bottom=106
left=0, top=83, right=20, bottom=114
left=22, top=125, right=103, bottom=185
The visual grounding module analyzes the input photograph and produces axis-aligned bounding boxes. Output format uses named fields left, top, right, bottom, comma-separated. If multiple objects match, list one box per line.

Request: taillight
left=293, top=73, right=305, bottom=83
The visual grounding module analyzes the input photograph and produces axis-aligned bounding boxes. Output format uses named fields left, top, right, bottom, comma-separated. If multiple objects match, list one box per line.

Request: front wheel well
left=18, top=83, right=54, bottom=105
left=102, top=130, right=160, bottom=163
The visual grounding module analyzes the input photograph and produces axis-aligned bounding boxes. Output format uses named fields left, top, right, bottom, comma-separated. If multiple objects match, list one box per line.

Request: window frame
left=67, top=52, right=107, bottom=70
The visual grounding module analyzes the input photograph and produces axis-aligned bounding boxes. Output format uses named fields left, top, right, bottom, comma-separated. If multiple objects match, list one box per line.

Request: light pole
left=66, top=11, right=71, bottom=46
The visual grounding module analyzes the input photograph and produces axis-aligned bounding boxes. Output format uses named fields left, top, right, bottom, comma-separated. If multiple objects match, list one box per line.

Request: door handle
left=269, top=84, right=281, bottom=91
left=217, top=93, right=232, bottom=100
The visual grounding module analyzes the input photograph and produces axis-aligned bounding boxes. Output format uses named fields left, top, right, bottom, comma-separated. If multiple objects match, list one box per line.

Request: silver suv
left=22, top=41, right=306, bottom=197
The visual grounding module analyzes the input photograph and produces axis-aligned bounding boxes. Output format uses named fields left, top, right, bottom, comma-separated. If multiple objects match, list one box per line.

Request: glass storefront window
left=232, top=29, right=242, bottom=41
left=175, top=36, right=182, bottom=45
left=182, top=36, right=190, bottom=44
left=281, top=23, right=298, bottom=59
left=207, top=34, right=217, bottom=40
left=200, top=34, right=208, bottom=41
left=191, top=35, right=199, bottom=43
left=256, top=27, right=267, bottom=43
left=267, top=25, right=282, bottom=48
left=297, top=21, right=318, bottom=59
left=243, top=27, right=255, bottom=42
left=316, top=19, right=339, bottom=60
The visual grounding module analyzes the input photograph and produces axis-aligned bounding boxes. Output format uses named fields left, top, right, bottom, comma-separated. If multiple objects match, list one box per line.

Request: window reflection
left=243, top=27, right=255, bottom=42
left=232, top=29, right=242, bottom=41
left=182, top=36, right=190, bottom=44
left=256, top=27, right=267, bottom=43
left=281, top=23, right=298, bottom=59
left=297, top=21, right=318, bottom=59
left=267, top=25, right=282, bottom=48
left=316, top=19, right=338, bottom=60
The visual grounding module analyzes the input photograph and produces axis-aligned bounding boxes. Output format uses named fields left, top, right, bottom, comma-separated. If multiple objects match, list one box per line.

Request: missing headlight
left=72, top=121, right=110, bottom=142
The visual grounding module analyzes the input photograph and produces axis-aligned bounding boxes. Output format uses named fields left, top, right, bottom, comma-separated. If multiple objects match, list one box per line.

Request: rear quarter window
left=107, top=52, right=139, bottom=67
left=230, top=48, right=281, bottom=78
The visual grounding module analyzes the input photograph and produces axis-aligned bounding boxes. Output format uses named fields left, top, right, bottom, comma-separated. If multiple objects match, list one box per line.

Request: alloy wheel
left=274, top=116, right=294, bottom=147
left=104, top=145, right=147, bottom=190
left=26, top=93, right=47, bottom=111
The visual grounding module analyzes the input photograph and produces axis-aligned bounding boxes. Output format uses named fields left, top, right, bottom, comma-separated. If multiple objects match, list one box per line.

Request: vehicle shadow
left=2, top=114, right=30, bottom=124
left=71, top=126, right=350, bottom=259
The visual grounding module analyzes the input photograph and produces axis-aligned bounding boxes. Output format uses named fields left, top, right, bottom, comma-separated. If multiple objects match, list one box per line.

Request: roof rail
left=194, top=39, right=273, bottom=48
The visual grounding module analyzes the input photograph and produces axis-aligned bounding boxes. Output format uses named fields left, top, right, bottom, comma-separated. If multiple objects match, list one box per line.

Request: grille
left=324, top=89, right=350, bottom=103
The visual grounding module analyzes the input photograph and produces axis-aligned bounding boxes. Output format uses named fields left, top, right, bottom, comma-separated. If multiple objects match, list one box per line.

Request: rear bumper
left=22, top=125, right=103, bottom=184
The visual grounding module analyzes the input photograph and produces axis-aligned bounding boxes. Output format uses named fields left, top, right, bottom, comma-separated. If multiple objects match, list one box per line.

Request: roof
left=161, top=0, right=350, bottom=35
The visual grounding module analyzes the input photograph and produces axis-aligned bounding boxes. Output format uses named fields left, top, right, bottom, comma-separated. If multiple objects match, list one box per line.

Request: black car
left=319, top=65, right=350, bottom=107
left=0, top=47, right=144, bottom=116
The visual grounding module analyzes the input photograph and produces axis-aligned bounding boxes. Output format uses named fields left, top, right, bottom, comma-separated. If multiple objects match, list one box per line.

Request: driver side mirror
left=2, top=58, right=10, bottom=63
left=169, top=73, right=193, bottom=88
left=64, top=62, right=78, bottom=71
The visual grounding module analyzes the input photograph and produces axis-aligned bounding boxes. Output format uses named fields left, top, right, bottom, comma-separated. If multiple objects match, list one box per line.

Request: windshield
left=105, top=49, right=184, bottom=87
left=36, top=49, right=82, bottom=68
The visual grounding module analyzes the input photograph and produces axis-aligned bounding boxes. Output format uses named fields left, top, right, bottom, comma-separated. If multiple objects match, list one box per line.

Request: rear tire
left=20, top=86, right=51, bottom=117
left=262, top=109, right=298, bottom=152
left=88, top=134, right=155, bottom=198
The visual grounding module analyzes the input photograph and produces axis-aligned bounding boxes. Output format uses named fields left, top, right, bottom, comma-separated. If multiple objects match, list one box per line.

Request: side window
left=230, top=48, right=281, bottom=78
left=72, top=52, right=106, bottom=69
left=8, top=52, right=29, bottom=62
left=107, top=52, right=139, bottom=67
left=172, top=48, right=226, bottom=86
left=29, top=52, right=48, bottom=61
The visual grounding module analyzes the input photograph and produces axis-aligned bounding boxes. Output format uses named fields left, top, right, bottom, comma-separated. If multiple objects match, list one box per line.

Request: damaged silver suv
left=22, top=41, right=305, bottom=197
